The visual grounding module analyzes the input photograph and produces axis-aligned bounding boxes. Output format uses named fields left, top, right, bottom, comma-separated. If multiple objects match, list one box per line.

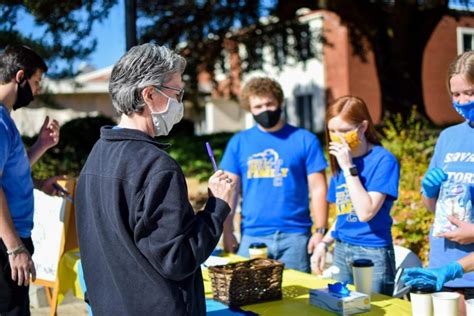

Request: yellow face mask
left=329, top=127, right=361, bottom=151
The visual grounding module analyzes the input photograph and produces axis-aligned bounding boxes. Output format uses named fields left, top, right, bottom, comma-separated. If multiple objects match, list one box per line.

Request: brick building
left=13, top=9, right=474, bottom=136
left=201, top=9, right=474, bottom=133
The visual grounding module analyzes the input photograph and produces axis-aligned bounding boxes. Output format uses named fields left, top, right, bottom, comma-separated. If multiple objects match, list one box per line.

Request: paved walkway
left=31, top=300, right=88, bottom=316
left=30, top=288, right=88, bottom=316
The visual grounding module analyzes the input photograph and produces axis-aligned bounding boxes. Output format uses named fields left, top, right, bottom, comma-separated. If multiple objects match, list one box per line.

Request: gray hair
left=109, top=43, right=186, bottom=115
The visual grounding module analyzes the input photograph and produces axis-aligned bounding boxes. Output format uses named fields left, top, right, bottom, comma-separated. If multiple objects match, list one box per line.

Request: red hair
left=325, top=96, right=381, bottom=174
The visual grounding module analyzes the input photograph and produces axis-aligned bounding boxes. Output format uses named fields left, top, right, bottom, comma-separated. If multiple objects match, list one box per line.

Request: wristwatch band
left=314, top=227, right=328, bottom=235
left=343, top=165, right=358, bottom=177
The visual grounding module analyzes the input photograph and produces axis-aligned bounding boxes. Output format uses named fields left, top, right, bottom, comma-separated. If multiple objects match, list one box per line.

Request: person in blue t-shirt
left=0, top=45, right=64, bottom=315
left=220, top=77, right=328, bottom=273
left=311, top=96, right=400, bottom=296
left=416, top=50, right=474, bottom=316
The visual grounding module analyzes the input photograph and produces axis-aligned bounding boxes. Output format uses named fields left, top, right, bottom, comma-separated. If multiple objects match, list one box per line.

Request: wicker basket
left=208, top=258, right=284, bottom=307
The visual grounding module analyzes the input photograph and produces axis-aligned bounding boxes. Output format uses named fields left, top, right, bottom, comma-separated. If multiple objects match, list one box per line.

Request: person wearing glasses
left=75, top=43, right=234, bottom=315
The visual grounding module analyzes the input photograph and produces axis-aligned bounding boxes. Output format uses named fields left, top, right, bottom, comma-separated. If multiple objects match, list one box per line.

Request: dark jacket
left=75, top=127, right=230, bottom=315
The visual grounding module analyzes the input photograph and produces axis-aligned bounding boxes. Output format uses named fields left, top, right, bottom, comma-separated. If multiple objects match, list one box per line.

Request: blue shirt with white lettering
left=428, top=121, right=474, bottom=287
left=220, top=124, right=327, bottom=236
left=327, top=145, right=399, bottom=247
left=0, top=105, right=34, bottom=238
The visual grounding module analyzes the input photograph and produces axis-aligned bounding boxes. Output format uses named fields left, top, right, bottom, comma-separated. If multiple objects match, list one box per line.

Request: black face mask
left=253, top=108, right=282, bottom=128
left=13, top=79, right=34, bottom=111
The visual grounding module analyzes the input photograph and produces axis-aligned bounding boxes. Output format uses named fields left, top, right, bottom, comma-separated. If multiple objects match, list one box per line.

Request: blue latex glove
left=401, top=262, right=464, bottom=291
left=328, top=282, right=350, bottom=297
left=421, top=168, right=447, bottom=198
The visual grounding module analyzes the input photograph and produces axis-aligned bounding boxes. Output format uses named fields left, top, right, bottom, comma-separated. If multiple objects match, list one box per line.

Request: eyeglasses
left=154, top=85, right=185, bottom=103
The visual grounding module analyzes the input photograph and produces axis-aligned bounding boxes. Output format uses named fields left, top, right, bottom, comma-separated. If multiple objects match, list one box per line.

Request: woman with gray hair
left=75, top=43, right=234, bottom=315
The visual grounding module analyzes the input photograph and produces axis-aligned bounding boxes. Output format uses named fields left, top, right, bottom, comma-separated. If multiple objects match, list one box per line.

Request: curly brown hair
left=239, top=77, right=284, bottom=111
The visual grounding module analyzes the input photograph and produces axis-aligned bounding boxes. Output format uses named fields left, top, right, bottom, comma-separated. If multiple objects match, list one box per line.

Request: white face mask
left=150, top=89, right=184, bottom=137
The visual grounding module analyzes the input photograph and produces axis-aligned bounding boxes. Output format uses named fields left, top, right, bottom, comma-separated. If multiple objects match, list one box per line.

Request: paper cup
left=465, top=299, right=474, bottom=316
left=352, top=259, right=374, bottom=295
left=409, top=283, right=435, bottom=316
left=432, top=292, right=459, bottom=316
left=248, top=242, right=267, bottom=259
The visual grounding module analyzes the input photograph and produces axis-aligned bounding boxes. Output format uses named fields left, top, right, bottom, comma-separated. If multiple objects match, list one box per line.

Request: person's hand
left=310, top=243, right=327, bottom=275
left=439, top=216, right=474, bottom=244
left=307, top=233, right=322, bottom=254
left=207, top=170, right=235, bottom=206
left=36, top=116, right=60, bottom=151
left=8, top=248, right=36, bottom=286
left=328, top=134, right=353, bottom=169
left=39, top=175, right=68, bottom=196
left=223, top=231, right=239, bottom=253
left=401, top=262, right=464, bottom=291
left=421, top=168, right=447, bottom=199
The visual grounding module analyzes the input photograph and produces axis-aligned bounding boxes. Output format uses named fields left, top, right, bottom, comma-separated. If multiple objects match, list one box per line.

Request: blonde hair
left=239, top=77, right=284, bottom=111
left=447, top=51, right=474, bottom=94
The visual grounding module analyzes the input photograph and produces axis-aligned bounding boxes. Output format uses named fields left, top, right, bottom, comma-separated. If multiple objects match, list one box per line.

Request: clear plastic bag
left=432, top=179, right=473, bottom=237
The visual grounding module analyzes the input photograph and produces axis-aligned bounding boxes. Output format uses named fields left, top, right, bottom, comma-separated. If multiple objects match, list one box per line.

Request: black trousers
left=0, top=238, right=34, bottom=316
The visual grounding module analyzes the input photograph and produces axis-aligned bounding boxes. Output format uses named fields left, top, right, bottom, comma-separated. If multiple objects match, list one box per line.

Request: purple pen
left=53, top=183, right=74, bottom=203
left=205, top=142, right=218, bottom=172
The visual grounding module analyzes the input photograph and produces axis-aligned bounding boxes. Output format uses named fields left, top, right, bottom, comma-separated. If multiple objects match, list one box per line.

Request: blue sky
left=88, top=0, right=468, bottom=70
left=450, top=0, right=474, bottom=9
left=15, top=0, right=472, bottom=72
left=16, top=0, right=125, bottom=71
left=14, top=0, right=274, bottom=72
left=88, top=0, right=126, bottom=69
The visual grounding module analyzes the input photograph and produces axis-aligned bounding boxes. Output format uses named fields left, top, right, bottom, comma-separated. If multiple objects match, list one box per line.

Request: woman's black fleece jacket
left=75, top=126, right=230, bottom=315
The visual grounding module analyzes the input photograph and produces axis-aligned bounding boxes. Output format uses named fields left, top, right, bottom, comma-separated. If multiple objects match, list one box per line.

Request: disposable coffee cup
left=409, top=283, right=435, bottom=316
left=466, top=298, right=474, bottom=316
left=431, top=292, right=459, bottom=316
left=352, top=259, right=374, bottom=295
left=248, top=243, right=267, bottom=259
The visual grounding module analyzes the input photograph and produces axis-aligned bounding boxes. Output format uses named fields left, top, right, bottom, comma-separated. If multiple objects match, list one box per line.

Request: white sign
left=31, top=189, right=65, bottom=282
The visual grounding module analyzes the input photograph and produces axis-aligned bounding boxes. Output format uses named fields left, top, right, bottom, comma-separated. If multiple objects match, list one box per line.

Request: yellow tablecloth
left=57, top=248, right=84, bottom=304
left=203, top=257, right=412, bottom=315
left=58, top=250, right=411, bottom=315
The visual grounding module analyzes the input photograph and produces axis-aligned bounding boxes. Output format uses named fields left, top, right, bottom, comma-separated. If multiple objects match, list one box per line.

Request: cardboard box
left=309, top=288, right=371, bottom=315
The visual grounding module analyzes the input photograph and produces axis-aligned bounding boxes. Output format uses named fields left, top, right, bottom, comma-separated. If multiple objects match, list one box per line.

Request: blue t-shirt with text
left=428, top=121, right=474, bottom=287
left=220, top=124, right=327, bottom=236
left=328, top=145, right=399, bottom=247
left=0, top=105, right=34, bottom=238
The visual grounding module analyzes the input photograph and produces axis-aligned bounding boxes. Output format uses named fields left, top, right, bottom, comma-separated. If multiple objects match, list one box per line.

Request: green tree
left=0, top=0, right=116, bottom=77
left=135, top=0, right=473, bottom=120
left=312, top=0, right=472, bottom=119
left=136, top=0, right=315, bottom=110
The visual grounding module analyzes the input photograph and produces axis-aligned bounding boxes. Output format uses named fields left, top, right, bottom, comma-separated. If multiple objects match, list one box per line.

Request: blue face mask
left=453, top=99, right=474, bottom=122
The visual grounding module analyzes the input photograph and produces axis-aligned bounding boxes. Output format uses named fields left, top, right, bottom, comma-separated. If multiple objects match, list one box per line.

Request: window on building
left=295, top=94, right=314, bottom=131
left=457, top=27, right=474, bottom=54
left=297, top=29, right=313, bottom=61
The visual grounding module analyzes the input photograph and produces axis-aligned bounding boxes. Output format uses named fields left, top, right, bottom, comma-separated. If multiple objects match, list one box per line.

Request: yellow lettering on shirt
left=335, top=183, right=353, bottom=215
left=247, top=149, right=289, bottom=181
